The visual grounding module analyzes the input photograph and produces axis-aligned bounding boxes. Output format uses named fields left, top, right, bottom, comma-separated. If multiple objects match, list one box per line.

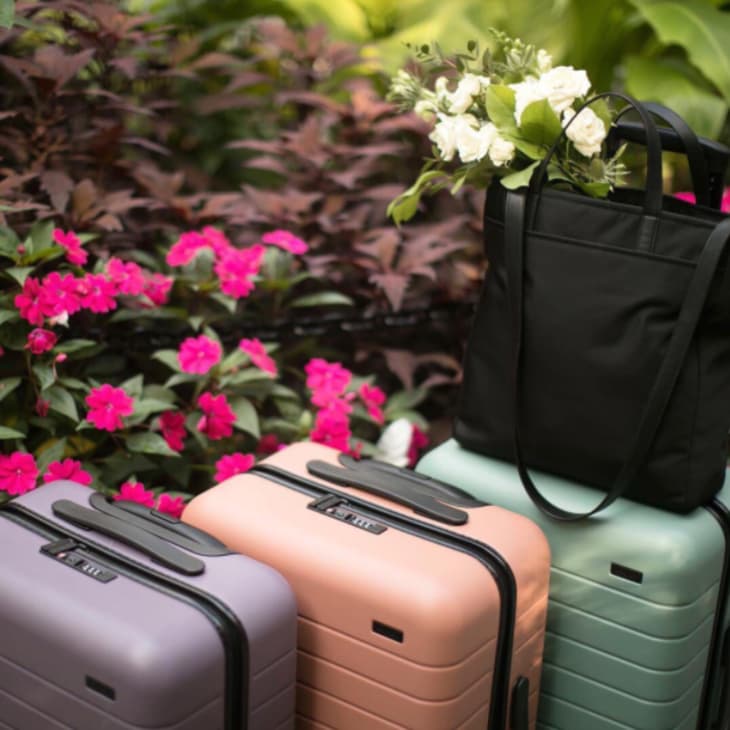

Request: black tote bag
left=454, top=93, right=730, bottom=518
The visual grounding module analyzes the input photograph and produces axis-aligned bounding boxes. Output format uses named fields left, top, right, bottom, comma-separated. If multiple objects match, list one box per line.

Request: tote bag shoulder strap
left=506, top=191, right=730, bottom=521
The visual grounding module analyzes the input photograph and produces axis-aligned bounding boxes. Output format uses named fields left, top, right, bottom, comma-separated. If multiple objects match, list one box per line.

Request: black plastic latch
left=510, top=676, right=530, bottom=730
left=40, top=538, right=80, bottom=556
left=308, top=495, right=387, bottom=535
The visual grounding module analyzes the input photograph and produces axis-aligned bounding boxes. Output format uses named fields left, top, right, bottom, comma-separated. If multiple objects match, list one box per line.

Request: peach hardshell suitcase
left=183, top=442, right=550, bottom=729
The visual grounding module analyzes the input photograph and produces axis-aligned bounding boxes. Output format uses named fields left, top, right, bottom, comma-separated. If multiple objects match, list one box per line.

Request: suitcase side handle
left=88, top=493, right=230, bottom=557
left=52, top=499, right=205, bottom=576
left=306, top=460, right=470, bottom=525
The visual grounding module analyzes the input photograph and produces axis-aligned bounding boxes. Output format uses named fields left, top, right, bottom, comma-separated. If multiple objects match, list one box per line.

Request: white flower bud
left=489, top=135, right=516, bottom=166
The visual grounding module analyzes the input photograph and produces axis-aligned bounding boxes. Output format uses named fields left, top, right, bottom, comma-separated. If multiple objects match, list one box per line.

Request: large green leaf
left=624, top=55, right=727, bottom=139
left=486, top=85, right=517, bottom=133
left=518, top=99, right=562, bottom=147
left=500, top=161, right=540, bottom=190
left=289, top=291, right=354, bottom=308
left=0, top=0, right=13, bottom=29
left=47, top=386, right=79, bottom=422
left=230, top=397, right=260, bottom=438
left=0, top=426, right=25, bottom=439
left=628, top=0, right=730, bottom=103
left=0, top=377, right=21, bottom=404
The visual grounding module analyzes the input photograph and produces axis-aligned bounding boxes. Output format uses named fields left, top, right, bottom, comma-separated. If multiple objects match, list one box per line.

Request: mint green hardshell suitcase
left=417, top=439, right=730, bottom=730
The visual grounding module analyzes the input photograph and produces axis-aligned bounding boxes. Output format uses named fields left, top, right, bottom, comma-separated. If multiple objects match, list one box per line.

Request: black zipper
left=252, top=464, right=517, bottom=730
left=701, top=498, right=730, bottom=730
left=0, top=503, right=248, bottom=730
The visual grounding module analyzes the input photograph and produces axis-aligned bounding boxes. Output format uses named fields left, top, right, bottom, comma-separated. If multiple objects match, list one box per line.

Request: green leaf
left=624, top=55, right=727, bottom=139
left=141, top=385, right=177, bottom=404
left=27, top=219, right=54, bottom=257
left=120, top=374, right=144, bottom=399
left=33, top=363, right=56, bottom=391
left=289, top=291, right=354, bottom=308
left=5, top=266, right=34, bottom=286
left=47, top=386, right=79, bottom=422
left=129, top=398, right=175, bottom=420
left=152, top=349, right=181, bottom=372
left=519, top=98, right=562, bottom=147
left=500, top=161, right=540, bottom=190
left=210, top=292, right=238, bottom=314
left=383, top=388, right=428, bottom=416
left=627, top=0, right=730, bottom=104
left=188, top=315, right=205, bottom=331
left=36, top=438, right=68, bottom=473
left=387, top=169, right=449, bottom=225
left=230, top=397, right=260, bottom=438
left=109, top=307, right=188, bottom=323
left=126, top=432, right=180, bottom=458
left=219, top=369, right=273, bottom=389
left=508, top=137, right=546, bottom=161
left=0, top=310, right=19, bottom=326
left=0, top=426, right=25, bottom=439
left=58, top=377, right=89, bottom=392
left=0, top=377, right=21, bottom=404
left=577, top=181, right=612, bottom=198
left=55, top=339, right=97, bottom=354
left=220, top=348, right=248, bottom=373
left=486, top=85, right=518, bottom=132
left=0, top=0, right=13, bottom=29
left=165, top=373, right=200, bottom=388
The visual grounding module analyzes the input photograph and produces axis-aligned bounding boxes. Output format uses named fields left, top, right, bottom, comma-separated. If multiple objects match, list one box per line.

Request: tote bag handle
left=506, top=93, right=730, bottom=520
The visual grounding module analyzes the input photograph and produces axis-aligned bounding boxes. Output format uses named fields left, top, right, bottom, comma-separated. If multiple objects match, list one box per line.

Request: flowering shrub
left=387, top=30, right=628, bottom=223
left=0, top=222, right=429, bottom=506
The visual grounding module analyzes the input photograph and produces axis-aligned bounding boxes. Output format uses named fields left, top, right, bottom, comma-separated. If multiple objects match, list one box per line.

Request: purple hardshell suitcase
left=0, top=480, right=297, bottom=730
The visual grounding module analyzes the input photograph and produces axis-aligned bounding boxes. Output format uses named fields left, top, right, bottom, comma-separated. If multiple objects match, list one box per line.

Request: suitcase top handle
left=88, top=493, right=231, bottom=558
left=52, top=499, right=205, bottom=576
left=306, top=457, right=477, bottom=526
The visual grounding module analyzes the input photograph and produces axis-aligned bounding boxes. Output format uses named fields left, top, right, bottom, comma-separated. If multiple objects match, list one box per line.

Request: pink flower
left=407, top=425, right=429, bottom=467
left=305, top=358, right=352, bottom=407
left=42, top=272, right=83, bottom=317
left=157, top=493, right=185, bottom=518
left=196, top=391, right=236, bottom=440
left=15, top=277, right=52, bottom=326
left=166, top=231, right=209, bottom=267
left=202, top=226, right=233, bottom=257
left=43, top=458, right=93, bottom=486
left=178, top=335, right=222, bottom=375
left=85, top=384, right=134, bottom=432
left=261, top=229, right=309, bottom=255
left=215, top=244, right=264, bottom=299
left=55, top=353, right=67, bottom=364
left=0, top=452, right=38, bottom=495
left=35, top=398, right=50, bottom=417
left=674, top=191, right=696, bottom=205
left=358, top=383, right=386, bottom=424
left=106, top=258, right=145, bottom=296
left=238, top=338, right=277, bottom=376
left=256, top=434, right=282, bottom=454
left=114, top=480, right=155, bottom=507
left=25, top=328, right=57, bottom=355
left=214, top=453, right=255, bottom=482
left=159, top=411, right=186, bottom=452
left=722, top=188, right=730, bottom=213
left=310, top=404, right=351, bottom=452
left=141, top=273, right=173, bottom=307
left=53, top=228, right=87, bottom=266
left=77, top=273, right=118, bottom=313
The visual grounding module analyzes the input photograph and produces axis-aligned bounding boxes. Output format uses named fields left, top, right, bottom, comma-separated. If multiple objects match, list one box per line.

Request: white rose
left=510, top=77, right=546, bottom=125
left=429, top=114, right=460, bottom=161
left=489, top=135, right=516, bottom=167
left=374, top=418, right=413, bottom=467
left=537, top=49, right=552, bottom=73
left=539, top=65, right=591, bottom=113
left=457, top=120, right=497, bottom=163
left=449, top=73, right=483, bottom=114
left=562, top=107, right=607, bottom=157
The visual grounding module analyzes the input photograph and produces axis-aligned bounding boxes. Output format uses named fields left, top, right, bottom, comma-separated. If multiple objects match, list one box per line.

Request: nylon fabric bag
left=454, top=93, right=730, bottom=518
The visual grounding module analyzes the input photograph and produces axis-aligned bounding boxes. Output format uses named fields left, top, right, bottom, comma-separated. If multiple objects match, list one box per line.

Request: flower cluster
left=0, top=219, right=427, bottom=509
left=387, top=31, right=625, bottom=222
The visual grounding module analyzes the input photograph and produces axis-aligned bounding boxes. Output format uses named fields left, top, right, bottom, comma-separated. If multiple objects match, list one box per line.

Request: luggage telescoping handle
left=306, top=459, right=471, bottom=526
left=51, top=499, right=205, bottom=576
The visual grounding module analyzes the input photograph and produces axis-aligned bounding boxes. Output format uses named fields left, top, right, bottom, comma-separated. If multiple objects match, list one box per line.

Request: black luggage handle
left=336, top=453, right=486, bottom=508
left=88, top=493, right=230, bottom=557
left=306, top=459, right=470, bottom=526
left=52, top=499, right=205, bottom=576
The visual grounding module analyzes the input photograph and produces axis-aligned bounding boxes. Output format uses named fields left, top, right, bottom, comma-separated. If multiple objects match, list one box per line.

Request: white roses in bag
left=562, top=107, right=607, bottom=157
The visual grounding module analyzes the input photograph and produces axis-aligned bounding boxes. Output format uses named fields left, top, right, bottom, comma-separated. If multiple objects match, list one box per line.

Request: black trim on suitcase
left=0, top=504, right=249, bottom=730
left=252, top=463, right=519, bottom=730
left=701, top=498, right=730, bottom=730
